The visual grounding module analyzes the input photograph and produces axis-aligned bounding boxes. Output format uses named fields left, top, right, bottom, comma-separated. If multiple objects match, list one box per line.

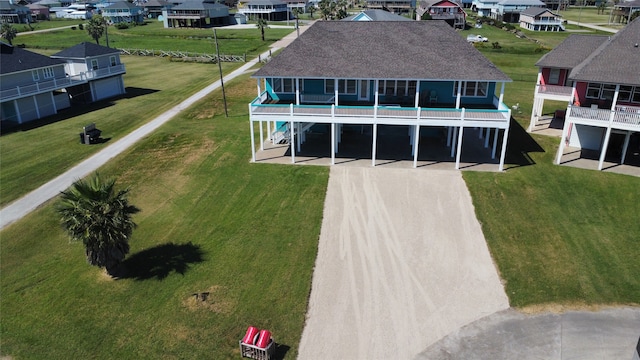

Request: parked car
left=467, top=34, right=489, bottom=43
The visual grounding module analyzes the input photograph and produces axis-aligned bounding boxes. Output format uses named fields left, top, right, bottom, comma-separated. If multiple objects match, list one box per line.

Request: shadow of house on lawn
left=0, top=87, right=159, bottom=136
left=117, top=242, right=205, bottom=280
left=505, top=118, right=546, bottom=169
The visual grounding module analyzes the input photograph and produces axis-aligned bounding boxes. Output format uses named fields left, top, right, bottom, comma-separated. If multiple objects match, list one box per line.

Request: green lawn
left=0, top=56, right=238, bottom=207
left=15, top=20, right=294, bottom=55
left=0, top=74, right=329, bottom=359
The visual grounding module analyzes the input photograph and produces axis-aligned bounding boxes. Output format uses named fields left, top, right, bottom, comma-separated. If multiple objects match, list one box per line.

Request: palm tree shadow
left=116, top=242, right=205, bottom=280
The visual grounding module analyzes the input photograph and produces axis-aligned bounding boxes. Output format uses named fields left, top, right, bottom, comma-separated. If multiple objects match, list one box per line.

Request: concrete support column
left=492, top=128, right=499, bottom=159
left=484, top=128, right=491, bottom=148
left=598, top=126, right=612, bottom=171
left=447, top=126, right=452, bottom=147
left=450, top=127, right=457, bottom=158
left=499, top=124, right=510, bottom=171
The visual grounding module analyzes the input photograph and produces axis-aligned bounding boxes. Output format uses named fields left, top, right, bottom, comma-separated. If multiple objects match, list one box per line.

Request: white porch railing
left=1, top=64, right=126, bottom=102
left=250, top=95, right=511, bottom=128
left=567, top=104, right=640, bottom=129
left=537, top=84, right=573, bottom=97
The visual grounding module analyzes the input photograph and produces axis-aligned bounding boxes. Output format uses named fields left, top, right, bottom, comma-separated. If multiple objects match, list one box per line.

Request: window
left=32, top=70, right=40, bottom=81
left=270, top=78, right=295, bottom=93
left=548, top=69, right=560, bottom=85
left=91, top=59, right=99, bottom=70
left=110, top=56, right=117, bottom=66
left=325, top=79, right=357, bottom=95
left=632, top=87, right=640, bottom=104
left=585, top=83, right=601, bottom=99
left=378, top=80, right=418, bottom=96
left=43, top=67, right=55, bottom=79
left=618, top=85, right=632, bottom=102
left=454, top=81, right=489, bottom=97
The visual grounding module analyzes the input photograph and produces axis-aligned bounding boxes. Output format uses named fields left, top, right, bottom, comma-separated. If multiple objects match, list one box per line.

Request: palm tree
left=57, top=174, right=140, bottom=276
left=308, top=4, right=316, bottom=19
left=1, top=23, right=18, bottom=46
left=86, top=15, right=106, bottom=45
left=256, top=18, right=268, bottom=41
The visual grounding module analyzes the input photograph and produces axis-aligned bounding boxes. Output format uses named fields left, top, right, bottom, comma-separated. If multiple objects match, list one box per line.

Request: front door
left=358, top=80, right=370, bottom=101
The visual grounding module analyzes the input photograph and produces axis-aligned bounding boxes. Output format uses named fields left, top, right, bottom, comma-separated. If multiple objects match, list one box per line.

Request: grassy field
left=0, top=74, right=329, bottom=359
left=2, top=17, right=639, bottom=359
left=15, top=20, right=294, bottom=55
left=0, top=56, right=239, bottom=207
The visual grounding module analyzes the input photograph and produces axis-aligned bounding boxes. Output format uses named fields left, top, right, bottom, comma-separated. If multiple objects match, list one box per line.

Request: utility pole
left=213, top=28, right=228, bottom=118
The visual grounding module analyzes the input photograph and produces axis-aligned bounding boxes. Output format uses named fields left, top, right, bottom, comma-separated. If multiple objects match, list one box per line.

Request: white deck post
left=529, top=71, right=541, bottom=132
left=331, top=122, right=336, bottom=165
left=372, top=123, right=378, bottom=167
left=492, top=128, right=499, bottom=159
left=413, top=124, right=420, bottom=168
left=498, top=120, right=510, bottom=171
left=455, top=81, right=462, bottom=109
left=455, top=126, right=464, bottom=169
left=250, top=119, right=256, bottom=162
left=374, top=80, right=379, bottom=106
left=33, top=96, right=41, bottom=119
left=598, top=126, right=612, bottom=171
left=256, top=78, right=261, bottom=96
left=414, top=81, right=420, bottom=108
left=334, top=78, right=339, bottom=106
left=621, top=131, right=631, bottom=164
left=484, top=128, right=491, bottom=148
left=297, top=122, right=302, bottom=153
left=450, top=127, right=457, bottom=157
left=295, top=78, right=300, bottom=105
left=259, top=120, right=264, bottom=151
left=447, top=126, right=452, bottom=147
left=267, top=120, right=271, bottom=142
left=499, top=82, right=505, bottom=106
left=556, top=120, right=571, bottom=165
left=290, top=120, right=296, bottom=163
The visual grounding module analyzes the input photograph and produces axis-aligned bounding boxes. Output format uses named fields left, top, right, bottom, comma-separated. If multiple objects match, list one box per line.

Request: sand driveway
left=297, top=167, right=509, bottom=359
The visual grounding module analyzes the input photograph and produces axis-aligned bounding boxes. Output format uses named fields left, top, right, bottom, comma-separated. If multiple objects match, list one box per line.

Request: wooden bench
left=80, top=123, right=102, bottom=144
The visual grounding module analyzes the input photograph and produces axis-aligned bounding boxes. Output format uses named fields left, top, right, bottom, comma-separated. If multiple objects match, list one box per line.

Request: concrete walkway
left=0, top=25, right=309, bottom=230
left=566, top=20, right=619, bottom=33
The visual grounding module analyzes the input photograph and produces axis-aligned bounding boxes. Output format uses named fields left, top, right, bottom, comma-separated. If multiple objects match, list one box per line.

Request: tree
left=86, top=15, right=106, bottom=45
left=308, top=4, right=316, bottom=18
left=57, top=174, right=140, bottom=276
left=1, top=23, right=18, bottom=46
left=256, top=18, right=268, bottom=41
left=318, top=0, right=348, bottom=20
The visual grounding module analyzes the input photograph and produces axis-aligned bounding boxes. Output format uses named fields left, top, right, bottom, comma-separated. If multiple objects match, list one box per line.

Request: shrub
left=115, top=22, right=129, bottom=29
left=492, top=41, right=501, bottom=49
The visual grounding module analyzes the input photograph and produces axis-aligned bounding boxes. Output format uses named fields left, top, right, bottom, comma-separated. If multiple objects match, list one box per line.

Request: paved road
left=416, top=307, right=640, bottom=359
left=0, top=25, right=309, bottom=230
left=566, top=20, right=619, bottom=33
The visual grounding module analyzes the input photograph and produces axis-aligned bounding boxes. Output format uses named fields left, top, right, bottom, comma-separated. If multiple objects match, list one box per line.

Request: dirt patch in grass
left=182, top=285, right=233, bottom=314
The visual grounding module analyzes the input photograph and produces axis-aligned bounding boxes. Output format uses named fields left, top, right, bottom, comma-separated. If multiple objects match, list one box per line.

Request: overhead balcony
left=249, top=93, right=511, bottom=129
left=534, top=84, right=573, bottom=102
left=566, top=104, right=640, bottom=131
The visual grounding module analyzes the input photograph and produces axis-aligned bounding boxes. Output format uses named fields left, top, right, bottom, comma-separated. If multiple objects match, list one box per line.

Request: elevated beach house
left=248, top=21, right=513, bottom=170
left=50, top=42, right=126, bottom=103
left=530, top=19, right=640, bottom=170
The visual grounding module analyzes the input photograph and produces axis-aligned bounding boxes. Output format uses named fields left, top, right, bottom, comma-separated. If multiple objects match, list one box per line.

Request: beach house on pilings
left=248, top=21, right=513, bottom=170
